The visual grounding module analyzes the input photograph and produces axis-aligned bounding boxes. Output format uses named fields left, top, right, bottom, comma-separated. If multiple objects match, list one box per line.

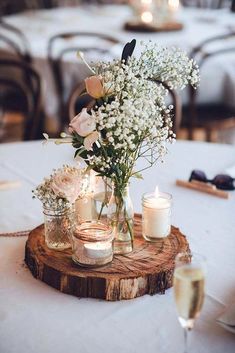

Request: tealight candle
left=142, top=186, right=172, bottom=241
left=84, top=242, right=112, bottom=259
left=71, top=221, right=113, bottom=267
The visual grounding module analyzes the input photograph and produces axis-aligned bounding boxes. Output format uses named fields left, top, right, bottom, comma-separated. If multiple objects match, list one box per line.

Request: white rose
left=69, top=108, right=96, bottom=137
left=51, top=170, right=81, bottom=204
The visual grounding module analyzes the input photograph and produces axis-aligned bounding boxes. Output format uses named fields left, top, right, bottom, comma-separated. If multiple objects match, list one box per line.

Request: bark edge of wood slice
left=25, top=214, right=189, bottom=301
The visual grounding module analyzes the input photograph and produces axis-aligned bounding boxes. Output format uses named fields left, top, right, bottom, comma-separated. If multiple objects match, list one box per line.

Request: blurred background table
left=0, top=139, right=235, bottom=352
left=1, top=4, right=235, bottom=139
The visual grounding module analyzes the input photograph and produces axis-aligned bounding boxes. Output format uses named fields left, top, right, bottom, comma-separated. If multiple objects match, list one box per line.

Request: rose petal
left=85, top=76, right=104, bottom=99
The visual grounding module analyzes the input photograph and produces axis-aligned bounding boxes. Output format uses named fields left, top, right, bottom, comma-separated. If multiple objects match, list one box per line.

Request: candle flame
left=154, top=186, right=159, bottom=198
left=141, top=11, right=153, bottom=23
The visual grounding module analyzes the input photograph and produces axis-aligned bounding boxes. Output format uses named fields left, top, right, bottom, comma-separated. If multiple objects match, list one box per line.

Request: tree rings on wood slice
left=25, top=214, right=189, bottom=301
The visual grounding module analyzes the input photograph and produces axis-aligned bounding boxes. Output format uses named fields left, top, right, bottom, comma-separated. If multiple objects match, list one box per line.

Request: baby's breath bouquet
left=52, top=40, right=199, bottom=253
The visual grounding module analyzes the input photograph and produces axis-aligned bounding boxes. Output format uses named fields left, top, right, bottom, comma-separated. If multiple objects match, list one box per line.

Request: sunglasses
left=189, top=169, right=235, bottom=191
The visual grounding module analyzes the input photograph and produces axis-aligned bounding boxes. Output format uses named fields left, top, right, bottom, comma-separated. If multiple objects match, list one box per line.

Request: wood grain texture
left=25, top=214, right=189, bottom=301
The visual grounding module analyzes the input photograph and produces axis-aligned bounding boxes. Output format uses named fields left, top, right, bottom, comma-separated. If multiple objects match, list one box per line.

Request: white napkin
left=217, top=302, right=235, bottom=334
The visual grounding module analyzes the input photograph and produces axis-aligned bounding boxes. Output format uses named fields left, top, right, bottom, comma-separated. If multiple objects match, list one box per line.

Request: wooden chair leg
left=205, top=128, right=212, bottom=142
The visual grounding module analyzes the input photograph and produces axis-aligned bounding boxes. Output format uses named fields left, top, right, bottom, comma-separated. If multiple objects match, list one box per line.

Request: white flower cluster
left=129, top=42, right=200, bottom=89
left=68, top=41, right=200, bottom=187
left=33, top=165, right=88, bottom=210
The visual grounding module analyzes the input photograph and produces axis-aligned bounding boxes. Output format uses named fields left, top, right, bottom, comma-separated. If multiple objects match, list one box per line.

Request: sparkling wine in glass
left=173, top=252, right=206, bottom=353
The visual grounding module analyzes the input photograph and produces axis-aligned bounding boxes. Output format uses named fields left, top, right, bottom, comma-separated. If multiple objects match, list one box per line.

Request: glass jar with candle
left=71, top=221, right=113, bottom=267
left=43, top=205, right=75, bottom=250
left=142, top=188, right=172, bottom=241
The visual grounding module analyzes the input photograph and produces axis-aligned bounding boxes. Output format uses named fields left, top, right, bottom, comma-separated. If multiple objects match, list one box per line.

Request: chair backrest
left=0, top=19, right=32, bottom=63
left=232, top=0, right=235, bottom=12
left=0, top=58, right=42, bottom=140
left=67, top=81, right=95, bottom=122
left=187, top=32, right=235, bottom=138
left=67, top=80, right=182, bottom=135
left=181, top=0, right=227, bottom=8
left=47, top=31, right=121, bottom=129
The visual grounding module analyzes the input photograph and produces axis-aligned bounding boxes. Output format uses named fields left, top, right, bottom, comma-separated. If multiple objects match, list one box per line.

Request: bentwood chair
left=47, top=32, right=121, bottom=130
left=0, top=59, right=43, bottom=141
left=184, top=32, right=235, bottom=142
left=0, top=19, right=32, bottom=63
left=0, top=0, right=58, bottom=14
left=0, top=20, right=36, bottom=136
left=67, top=80, right=182, bottom=136
left=181, top=0, right=229, bottom=8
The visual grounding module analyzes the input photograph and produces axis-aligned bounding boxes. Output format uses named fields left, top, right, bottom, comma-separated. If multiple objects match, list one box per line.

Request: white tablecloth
left=2, top=5, right=235, bottom=124
left=0, top=140, right=235, bottom=353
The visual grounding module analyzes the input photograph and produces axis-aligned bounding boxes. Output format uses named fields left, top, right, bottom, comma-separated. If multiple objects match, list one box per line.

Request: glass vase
left=43, top=206, right=75, bottom=250
left=107, top=184, right=134, bottom=254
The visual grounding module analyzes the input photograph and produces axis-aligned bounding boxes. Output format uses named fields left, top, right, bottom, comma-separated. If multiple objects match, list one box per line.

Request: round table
left=0, top=140, right=234, bottom=353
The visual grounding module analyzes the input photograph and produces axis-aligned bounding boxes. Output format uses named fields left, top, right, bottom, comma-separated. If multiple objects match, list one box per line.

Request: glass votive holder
left=71, top=221, right=113, bottom=267
left=142, top=191, right=172, bottom=241
left=43, top=205, right=75, bottom=250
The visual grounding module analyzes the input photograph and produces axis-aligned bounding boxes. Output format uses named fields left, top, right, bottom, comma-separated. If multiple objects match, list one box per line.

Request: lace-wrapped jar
left=71, top=221, right=113, bottom=267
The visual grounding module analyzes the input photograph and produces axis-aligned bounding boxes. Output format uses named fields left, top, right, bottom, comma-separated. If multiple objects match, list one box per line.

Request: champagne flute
left=173, top=252, right=206, bottom=353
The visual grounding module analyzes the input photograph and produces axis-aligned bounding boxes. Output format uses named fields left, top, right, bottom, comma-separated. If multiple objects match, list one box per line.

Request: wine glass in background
left=173, top=252, right=206, bottom=353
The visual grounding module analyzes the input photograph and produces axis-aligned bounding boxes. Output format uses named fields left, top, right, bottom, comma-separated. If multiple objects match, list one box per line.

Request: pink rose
left=84, top=131, right=99, bottom=151
left=69, top=108, right=96, bottom=137
left=85, top=75, right=105, bottom=99
left=51, top=171, right=81, bottom=204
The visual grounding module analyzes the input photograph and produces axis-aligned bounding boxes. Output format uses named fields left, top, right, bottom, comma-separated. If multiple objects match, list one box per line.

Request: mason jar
left=43, top=205, right=75, bottom=250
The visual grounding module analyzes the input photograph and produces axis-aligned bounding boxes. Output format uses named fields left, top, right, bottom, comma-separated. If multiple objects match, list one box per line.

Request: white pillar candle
left=167, top=0, right=179, bottom=21
left=75, top=194, right=97, bottom=222
left=142, top=187, right=172, bottom=240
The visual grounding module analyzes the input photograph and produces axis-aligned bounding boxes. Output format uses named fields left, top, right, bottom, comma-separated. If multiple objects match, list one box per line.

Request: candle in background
left=141, top=11, right=153, bottom=24
left=141, top=0, right=153, bottom=23
left=167, top=0, right=180, bottom=21
left=129, top=0, right=154, bottom=24
left=142, top=186, right=172, bottom=241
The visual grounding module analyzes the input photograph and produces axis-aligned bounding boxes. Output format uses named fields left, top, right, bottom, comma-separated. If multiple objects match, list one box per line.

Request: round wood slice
left=25, top=214, right=189, bottom=301
left=124, top=20, right=183, bottom=33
